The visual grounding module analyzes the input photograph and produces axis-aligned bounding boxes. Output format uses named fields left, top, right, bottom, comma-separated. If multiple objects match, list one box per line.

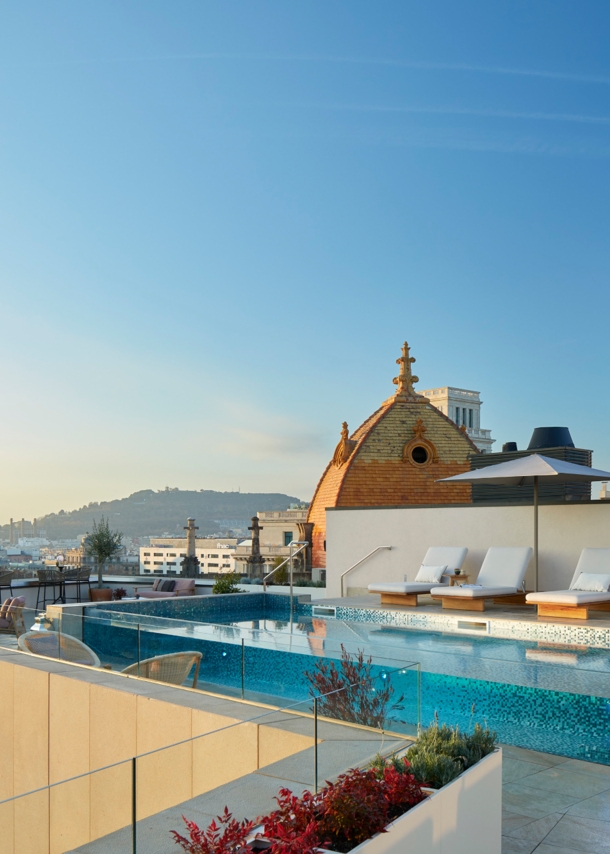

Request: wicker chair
left=18, top=631, right=101, bottom=667
left=0, top=570, right=15, bottom=603
left=122, top=651, right=202, bottom=688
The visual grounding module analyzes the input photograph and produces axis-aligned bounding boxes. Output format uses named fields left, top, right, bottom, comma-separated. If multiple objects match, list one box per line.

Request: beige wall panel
left=49, top=675, right=90, bottom=784
left=326, top=502, right=610, bottom=595
left=191, top=710, right=241, bottom=736
left=192, top=717, right=258, bottom=795
left=90, top=762, right=133, bottom=842
left=136, top=695, right=192, bottom=753
left=14, top=789, right=49, bottom=854
left=49, top=776, right=90, bottom=854
left=136, top=742, right=192, bottom=820
left=0, top=800, right=14, bottom=854
left=13, top=666, right=49, bottom=794
left=0, top=660, right=14, bottom=800
left=89, top=684, right=137, bottom=770
left=258, top=725, right=314, bottom=768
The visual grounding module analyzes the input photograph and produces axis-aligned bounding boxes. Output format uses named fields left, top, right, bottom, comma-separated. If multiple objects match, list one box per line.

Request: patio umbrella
left=438, top=454, right=610, bottom=591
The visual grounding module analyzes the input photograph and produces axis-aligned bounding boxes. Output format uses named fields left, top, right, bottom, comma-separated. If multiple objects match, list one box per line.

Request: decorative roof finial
left=393, top=341, right=426, bottom=401
left=333, top=421, right=357, bottom=467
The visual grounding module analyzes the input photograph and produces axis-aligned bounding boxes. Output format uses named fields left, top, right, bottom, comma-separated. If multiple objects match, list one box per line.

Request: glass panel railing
left=0, top=671, right=418, bottom=854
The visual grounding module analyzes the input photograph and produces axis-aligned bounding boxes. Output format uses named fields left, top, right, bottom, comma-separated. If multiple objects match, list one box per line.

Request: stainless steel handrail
left=262, top=542, right=307, bottom=591
left=340, top=546, right=392, bottom=597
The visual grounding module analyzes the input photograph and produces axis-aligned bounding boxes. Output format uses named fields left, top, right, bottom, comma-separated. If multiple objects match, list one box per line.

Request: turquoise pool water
left=81, top=597, right=610, bottom=765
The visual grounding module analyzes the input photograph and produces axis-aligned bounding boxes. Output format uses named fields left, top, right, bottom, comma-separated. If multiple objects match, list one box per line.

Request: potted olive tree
left=85, top=517, right=123, bottom=602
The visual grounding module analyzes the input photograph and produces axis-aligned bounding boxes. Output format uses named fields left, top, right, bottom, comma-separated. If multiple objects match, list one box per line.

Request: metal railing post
left=340, top=546, right=392, bottom=597
left=417, top=662, right=422, bottom=737
left=241, top=638, right=245, bottom=699
left=289, top=542, right=294, bottom=632
left=314, top=696, right=318, bottom=793
left=137, top=624, right=141, bottom=676
left=262, top=542, right=308, bottom=591
left=132, top=756, right=137, bottom=854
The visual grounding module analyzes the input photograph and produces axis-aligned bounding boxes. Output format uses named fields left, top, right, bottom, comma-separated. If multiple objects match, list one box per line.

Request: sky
left=1, top=1, right=610, bottom=521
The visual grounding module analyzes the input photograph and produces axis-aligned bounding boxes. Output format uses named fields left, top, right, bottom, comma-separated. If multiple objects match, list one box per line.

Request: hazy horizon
left=2, top=2, right=610, bottom=521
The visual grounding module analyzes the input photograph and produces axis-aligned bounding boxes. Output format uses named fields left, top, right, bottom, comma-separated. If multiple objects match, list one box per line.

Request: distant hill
left=2, top=489, right=305, bottom=540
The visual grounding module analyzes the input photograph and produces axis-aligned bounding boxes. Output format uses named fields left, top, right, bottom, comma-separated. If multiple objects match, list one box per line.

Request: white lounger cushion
left=368, top=546, right=467, bottom=594
left=570, top=572, right=610, bottom=592
left=526, top=590, right=610, bottom=605
left=430, top=585, right=519, bottom=599
left=422, top=547, right=467, bottom=571
left=369, top=581, right=448, bottom=594
left=568, top=549, right=610, bottom=587
left=430, top=547, right=532, bottom=600
left=525, top=549, right=610, bottom=606
left=476, top=547, right=533, bottom=588
left=414, top=565, right=447, bottom=583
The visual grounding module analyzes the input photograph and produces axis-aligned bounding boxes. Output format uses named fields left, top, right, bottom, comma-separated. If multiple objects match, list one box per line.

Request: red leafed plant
left=304, top=646, right=403, bottom=730
left=316, top=768, right=390, bottom=853
left=381, top=764, right=426, bottom=821
left=173, top=766, right=425, bottom=854
left=171, top=807, right=255, bottom=854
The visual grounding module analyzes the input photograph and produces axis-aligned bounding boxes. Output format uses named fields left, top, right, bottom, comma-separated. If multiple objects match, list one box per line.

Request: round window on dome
left=411, top=445, right=429, bottom=465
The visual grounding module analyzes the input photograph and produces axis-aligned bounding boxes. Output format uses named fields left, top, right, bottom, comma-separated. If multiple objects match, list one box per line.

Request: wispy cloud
left=19, top=51, right=610, bottom=88
left=318, top=103, right=610, bottom=126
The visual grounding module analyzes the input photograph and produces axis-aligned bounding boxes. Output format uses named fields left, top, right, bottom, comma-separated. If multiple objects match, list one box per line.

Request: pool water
left=81, top=602, right=610, bottom=765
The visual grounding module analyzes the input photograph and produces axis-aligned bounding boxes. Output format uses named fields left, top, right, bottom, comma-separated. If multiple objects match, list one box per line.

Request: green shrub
left=212, top=573, right=241, bottom=595
left=371, top=721, right=497, bottom=790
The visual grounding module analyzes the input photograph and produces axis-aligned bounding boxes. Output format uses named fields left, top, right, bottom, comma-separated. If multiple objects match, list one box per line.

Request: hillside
left=2, top=489, right=305, bottom=540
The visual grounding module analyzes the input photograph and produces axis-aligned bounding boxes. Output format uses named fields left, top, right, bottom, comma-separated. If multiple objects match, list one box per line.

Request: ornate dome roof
left=307, top=343, right=478, bottom=568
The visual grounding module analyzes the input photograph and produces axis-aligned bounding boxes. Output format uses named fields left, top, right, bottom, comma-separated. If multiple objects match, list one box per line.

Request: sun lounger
left=430, top=547, right=532, bottom=612
left=368, top=547, right=468, bottom=606
left=526, top=548, right=610, bottom=620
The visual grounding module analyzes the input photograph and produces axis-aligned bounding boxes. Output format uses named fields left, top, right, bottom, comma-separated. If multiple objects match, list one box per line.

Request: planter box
left=341, top=749, right=502, bottom=854
left=249, top=751, right=501, bottom=854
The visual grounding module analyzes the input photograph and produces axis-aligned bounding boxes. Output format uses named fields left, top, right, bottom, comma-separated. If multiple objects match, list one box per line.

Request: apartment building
left=140, top=537, right=238, bottom=574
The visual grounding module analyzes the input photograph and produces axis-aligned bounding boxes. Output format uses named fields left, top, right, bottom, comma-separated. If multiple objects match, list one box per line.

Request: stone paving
left=501, top=744, right=610, bottom=853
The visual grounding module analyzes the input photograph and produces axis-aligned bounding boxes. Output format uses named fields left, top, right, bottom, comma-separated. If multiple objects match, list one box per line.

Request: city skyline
left=2, top=2, right=610, bottom=520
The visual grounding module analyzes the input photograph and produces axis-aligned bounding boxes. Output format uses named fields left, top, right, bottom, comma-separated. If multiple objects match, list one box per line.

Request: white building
left=140, top=537, right=238, bottom=575
left=233, top=507, right=310, bottom=576
left=420, top=386, right=495, bottom=453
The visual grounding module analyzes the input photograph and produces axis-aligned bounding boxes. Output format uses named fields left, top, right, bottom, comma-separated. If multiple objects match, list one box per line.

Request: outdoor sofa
left=430, top=547, right=532, bottom=612
left=134, top=578, right=196, bottom=598
left=368, top=546, right=468, bottom=606
left=0, top=596, right=26, bottom=637
left=526, top=548, right=610, bottom=620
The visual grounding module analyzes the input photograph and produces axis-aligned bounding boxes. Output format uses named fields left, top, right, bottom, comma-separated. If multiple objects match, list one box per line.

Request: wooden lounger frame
left=535, top=601, right=610, bottom=621
left=431, top=592, right=529, bottom=612
left=379, top=592, right=419, bottom=607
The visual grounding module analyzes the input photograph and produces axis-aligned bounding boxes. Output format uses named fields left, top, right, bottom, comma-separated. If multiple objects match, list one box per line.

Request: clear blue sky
left=2, top=2, right=610, bottom=520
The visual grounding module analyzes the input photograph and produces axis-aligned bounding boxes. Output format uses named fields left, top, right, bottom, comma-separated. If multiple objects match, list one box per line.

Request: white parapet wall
left=342, top=749, right=501, bottom=854
left=326, top=502, right=610, bottom=597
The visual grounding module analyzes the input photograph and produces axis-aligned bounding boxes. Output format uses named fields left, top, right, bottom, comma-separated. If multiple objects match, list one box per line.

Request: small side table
left=449, top=574, right=471, bottom=586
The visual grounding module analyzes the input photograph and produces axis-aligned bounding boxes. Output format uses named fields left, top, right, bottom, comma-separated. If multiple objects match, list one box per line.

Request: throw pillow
left=160, top=579, right=176, bottom=592
left=570, top=572, right=610, bottom=593
left=414, top=565, right=447, bottom=584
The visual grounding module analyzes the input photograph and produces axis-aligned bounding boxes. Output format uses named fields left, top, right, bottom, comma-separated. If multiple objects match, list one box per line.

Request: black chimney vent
left=527, top=427, right=574, bottom=450
left=502, top=442, right=518, bottom=453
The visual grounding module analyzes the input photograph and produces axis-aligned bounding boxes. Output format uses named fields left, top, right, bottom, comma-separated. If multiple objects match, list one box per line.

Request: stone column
left=180, top=518, right=201, bottom=577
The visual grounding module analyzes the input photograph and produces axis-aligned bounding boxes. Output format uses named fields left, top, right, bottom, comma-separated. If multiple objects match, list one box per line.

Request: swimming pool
left=79, top=594, right=610, bottom=765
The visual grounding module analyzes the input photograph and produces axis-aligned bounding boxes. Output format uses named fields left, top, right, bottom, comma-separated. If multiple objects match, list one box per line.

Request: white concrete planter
left=250, top=750, right=501, bottom=854
left=335, top=749, right=502, bottom=854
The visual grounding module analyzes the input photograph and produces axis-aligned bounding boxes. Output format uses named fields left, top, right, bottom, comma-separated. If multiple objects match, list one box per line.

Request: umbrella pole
left=534, top=476, right=539, bottom=592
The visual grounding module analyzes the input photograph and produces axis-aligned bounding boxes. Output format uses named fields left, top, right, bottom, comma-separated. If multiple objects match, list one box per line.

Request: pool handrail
left=340, top=546, right=392, bottom=597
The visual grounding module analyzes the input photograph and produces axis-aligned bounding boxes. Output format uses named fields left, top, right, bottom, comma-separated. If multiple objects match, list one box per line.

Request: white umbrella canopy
left=438, top=454, right=610, bottom=591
